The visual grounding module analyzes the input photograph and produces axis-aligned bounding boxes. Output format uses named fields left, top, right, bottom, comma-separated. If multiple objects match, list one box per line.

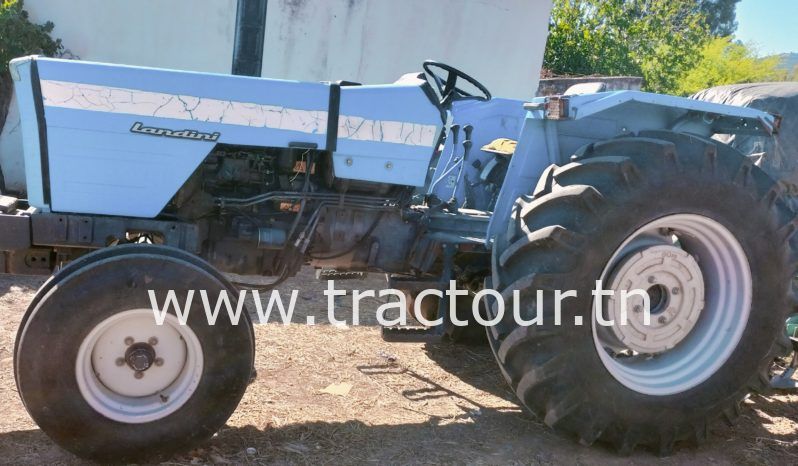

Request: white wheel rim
left=592, top=214, right=752, bottom=395
left=76, top=309, right=203, bottom=423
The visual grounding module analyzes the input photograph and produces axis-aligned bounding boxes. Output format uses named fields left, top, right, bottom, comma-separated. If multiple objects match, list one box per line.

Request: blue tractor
left=1, top=55, right=794, bottom=460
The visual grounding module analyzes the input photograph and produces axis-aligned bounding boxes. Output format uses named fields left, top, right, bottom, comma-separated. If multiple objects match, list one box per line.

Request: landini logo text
left=130, top=122, right=221, bottom=142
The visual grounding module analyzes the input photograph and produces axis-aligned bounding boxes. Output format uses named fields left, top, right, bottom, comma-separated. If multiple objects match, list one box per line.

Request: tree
left=0, top=0, right=62, bottom=73
left=544, top=0, right=711, bottom=94
left=699, top=0, right=741, bottom=37
left=676, top=37, right=788, bottom=95
left=0, top=0, right=62, bottom=138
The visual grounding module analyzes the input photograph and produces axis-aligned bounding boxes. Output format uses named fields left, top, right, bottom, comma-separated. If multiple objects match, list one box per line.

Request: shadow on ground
left=1, top=341, right=796, bottom=465
left=1, top=271, right=796, bottom=465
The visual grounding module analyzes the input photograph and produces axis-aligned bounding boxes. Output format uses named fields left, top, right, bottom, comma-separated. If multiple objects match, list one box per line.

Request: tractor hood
left=9, top=56, right=442, bottom=217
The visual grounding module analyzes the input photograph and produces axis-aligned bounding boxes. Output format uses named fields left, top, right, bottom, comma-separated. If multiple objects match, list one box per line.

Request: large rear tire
left=488, top=131, right=797, bottom=454
left=15, top=247, right=255, bottom=462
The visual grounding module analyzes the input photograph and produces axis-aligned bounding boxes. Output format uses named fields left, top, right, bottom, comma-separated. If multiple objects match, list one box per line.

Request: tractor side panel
left=32, top=58, right=331, bottom=217
left=334, top=81, right=442, bottom=187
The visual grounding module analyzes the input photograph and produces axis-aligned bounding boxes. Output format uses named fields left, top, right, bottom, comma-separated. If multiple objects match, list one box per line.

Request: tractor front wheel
left=15, top=246, right=254, bottom=462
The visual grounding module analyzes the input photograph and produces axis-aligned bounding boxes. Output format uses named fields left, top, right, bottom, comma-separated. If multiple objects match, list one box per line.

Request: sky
left=735, top=0, right=798, bottom=55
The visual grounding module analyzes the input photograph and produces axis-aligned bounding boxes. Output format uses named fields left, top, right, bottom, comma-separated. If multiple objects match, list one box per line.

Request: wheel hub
left=125, top=343, right=156, bottom=371
left=604, top=244, right=705, bottom=353
left=592, top=214, right=751, bottom=395
left=76, top=309, right=203, bottom=422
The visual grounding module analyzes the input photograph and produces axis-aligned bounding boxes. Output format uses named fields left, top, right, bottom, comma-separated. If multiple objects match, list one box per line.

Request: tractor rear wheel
left=15, top=247, right=254, bottom=462
left=488, top=131, right=796, bottom=454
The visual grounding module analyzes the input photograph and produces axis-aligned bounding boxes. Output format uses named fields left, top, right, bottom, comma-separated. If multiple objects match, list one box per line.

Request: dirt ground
left=0, top=269, right=797, bottom=465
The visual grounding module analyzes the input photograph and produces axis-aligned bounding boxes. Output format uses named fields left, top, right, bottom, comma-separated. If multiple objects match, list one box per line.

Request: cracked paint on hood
left=40, top=80, right=438, bottom=147
left=41, top=79, right=328, bottom=135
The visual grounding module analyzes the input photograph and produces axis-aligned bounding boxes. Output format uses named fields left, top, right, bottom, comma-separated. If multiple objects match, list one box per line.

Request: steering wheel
left=422, top=60, right=492, bottom=107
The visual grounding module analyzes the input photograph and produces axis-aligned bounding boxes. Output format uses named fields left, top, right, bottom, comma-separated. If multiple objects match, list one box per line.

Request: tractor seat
left=481, top=138, right=517, bottom=156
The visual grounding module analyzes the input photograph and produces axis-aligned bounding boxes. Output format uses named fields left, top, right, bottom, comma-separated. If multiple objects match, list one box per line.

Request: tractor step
left=315, top=269, right=367, bottom=281
left=381, top=326, right=443, bottom=343
left=386, top=274, right=442, bottom=292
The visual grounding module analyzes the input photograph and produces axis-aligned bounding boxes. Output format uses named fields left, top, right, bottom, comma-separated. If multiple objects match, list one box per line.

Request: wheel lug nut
left=154, top=357, right=164, bottom=367
left=671, top=287, right=680, bottom=295
left=633, top=305, right=642, bottom=313
left=115, top=357, right=125, bottom=366
left=134, top=371, right=144, bottom=379
left=148, top=337, right=158, bottom=346
left=648, top=276, right=656, bottom=284
left=658, top=316, right=667, bottom=324
left=124, top=337, right=134, bottom=346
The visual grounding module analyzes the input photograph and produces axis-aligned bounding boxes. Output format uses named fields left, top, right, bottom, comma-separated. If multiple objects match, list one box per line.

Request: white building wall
left=261, top=0, right=551, bottom=100
left=22, top=0, right=238, bottom=72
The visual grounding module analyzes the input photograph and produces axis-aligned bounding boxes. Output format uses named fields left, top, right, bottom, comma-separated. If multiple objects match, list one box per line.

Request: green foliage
left=0, top=0, right=62, bottom=73
left=544, top=0, right=711, bottom=94
left=779, top=53, right=798, bottom=80
left=676, top=37, right=788, bottom=95
left=699, top=0, right=740, bottom=36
